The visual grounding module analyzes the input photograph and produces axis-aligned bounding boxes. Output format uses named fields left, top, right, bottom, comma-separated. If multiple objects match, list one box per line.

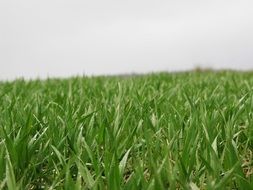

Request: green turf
left=0, top=71, right=253, bottom=189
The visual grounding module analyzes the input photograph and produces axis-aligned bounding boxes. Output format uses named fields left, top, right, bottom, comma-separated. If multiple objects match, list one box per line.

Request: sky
left=0, top=0, right=253, bottom=80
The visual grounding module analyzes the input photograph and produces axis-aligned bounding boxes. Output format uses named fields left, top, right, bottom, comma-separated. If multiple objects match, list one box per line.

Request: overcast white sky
left=0, top=0, right=253, bottom=80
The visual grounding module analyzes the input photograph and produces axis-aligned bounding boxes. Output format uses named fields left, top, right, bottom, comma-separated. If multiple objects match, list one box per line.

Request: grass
left=0, top=71, right=253, bottom=189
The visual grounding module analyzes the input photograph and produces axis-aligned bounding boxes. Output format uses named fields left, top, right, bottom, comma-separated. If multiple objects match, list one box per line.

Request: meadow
left=0, top=71, right=252, bottom=189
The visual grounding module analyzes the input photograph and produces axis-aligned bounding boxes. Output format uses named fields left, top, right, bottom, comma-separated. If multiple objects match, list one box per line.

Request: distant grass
left=0, top=71, right=253, bottom=189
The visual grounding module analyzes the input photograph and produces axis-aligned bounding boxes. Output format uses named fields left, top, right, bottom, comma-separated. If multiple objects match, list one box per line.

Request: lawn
left=0, top=71, right=253, bottom=189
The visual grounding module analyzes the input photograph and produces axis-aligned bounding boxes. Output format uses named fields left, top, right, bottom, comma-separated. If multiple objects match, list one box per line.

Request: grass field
left=0, top=71, right=253, bottom=189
